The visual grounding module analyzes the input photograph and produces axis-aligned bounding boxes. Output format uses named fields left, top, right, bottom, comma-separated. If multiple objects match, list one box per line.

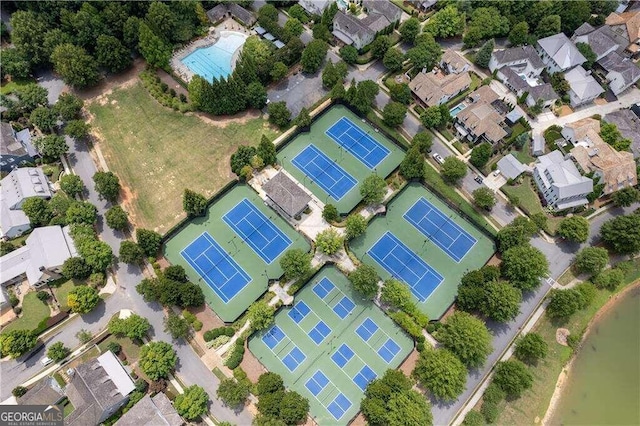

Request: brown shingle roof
left=409, top=71, right=472, bottom=107
left=263, top=172, right=311, bottom=217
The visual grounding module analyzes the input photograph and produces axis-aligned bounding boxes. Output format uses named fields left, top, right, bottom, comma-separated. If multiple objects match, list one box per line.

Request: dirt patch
left=557, top=105, right=573, bottom=117
left=195, top=108, right=264, bottom=128
left=75, top=59, right=146, bottom=101
left=593, top=97, right=608, bottom=105
left=239, top=343, right=267, bottom=384
left=155, top=69, right=189, bottom=98
left=119, top=184, right=140, bottom=228
left=350, top=413, right=367, bottom=426
left=398, top=348, right=420, bottom=376
left=556, top=328, right=570, bottom=346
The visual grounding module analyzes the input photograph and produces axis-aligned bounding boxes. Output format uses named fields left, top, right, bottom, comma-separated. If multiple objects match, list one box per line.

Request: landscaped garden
left=2, top=292, right=50, bottom=333
left=88, top=81, right=279, bottom=231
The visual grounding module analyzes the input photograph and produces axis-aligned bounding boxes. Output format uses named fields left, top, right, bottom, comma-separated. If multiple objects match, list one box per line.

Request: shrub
left=107, top=342, right=122, bottom=354
left=224, top=339, right=245, bottom=369
left=203, top=327, right=235, bottom=342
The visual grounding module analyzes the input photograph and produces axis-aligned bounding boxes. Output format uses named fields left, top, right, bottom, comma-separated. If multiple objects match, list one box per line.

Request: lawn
left=492, top=259, right=640, bottom=425
left=88, top=80, right=279, bottom=232
left=511, top=140, right=536, bottom=165
left=98, top=335, right=142, bottom=363
left=0, top=77, right=36, bottom=95
left=2, top=292, right=50, bottom=333
left=52, top=279, right=80, bottom=313
left=501, top=176, right=562, bottom=234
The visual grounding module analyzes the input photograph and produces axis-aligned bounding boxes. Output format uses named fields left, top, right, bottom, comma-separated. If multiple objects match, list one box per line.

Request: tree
left=557, top=216, right=589, bottom=243
left=399, top=17, right=421, bottom=44
left=16, top=84, right=48, bottom=112
left=105, top=206, right=128, bottom=231
left=174, top=385, right=209, bottom=420
left=574, top=247, right=608, bottom=276
left=50, top=43, right=99, bottom=88
left=469, top=143, right=492, bottom=168
left=437, top=311, right=492, bottom=368
left=330, top=81, right=346, bottom=101
left=421, top=106, right=443, bottom=129
left=22, top=197, right=53, bottom=226
left=217, top=378, right=249, bottom=408
left=612, top=187, right=640, bottom=207
left=279, top=391, right=310, bottom=424
left=64, top=120, right=90, bottom=140
left=600, top=214, right=640, bottom=254
left=246, top=82, right=268, bottom=109
left=68, top=285, right=100, bottom=314
left=139, top=341, right=177, bottom=381
left=508, top=22, right=530, bottom=46
left=55, top=93, right=83, bottom=121
left=164, top=265, right=187, bottom=283
left=283, top=18, right=304, bottom=38
left=96, top=34, right=132, bottom=73
left=600, top=122, right=631, bottom=151
left=593, top=268, right=624, bottom=290
left=547, top=288, right=583, bottom=318
left=322, top=204, right=339, bottom=222
left=496, top=217, right=538, bottom=252
left=470, top=185, right=498, bottom=211
left=270, top=61, right=289, bottom=82
left=66, top=201, right=97, bottom=225
left=423, top=5, right=465, bottom=38
left=183, top=189, right=207, bottom=217
left=382, top=47, right=404, bottom=72
left=30, top=107, right=58, bottom=133
left=371, top=35, right=391, bottom=59
left=360, top=174, right=387, bottom=205
left=345, top=214, right=367, bottom=240
left=514, top=333, right=548, bottom=364
left=230, top=146, right=257, bottom=176
left=10, top=11, right=51, bottom=66
left=474, top=39, right=495, bottom=68
left=441, top=157, right=467, bottom=184
left=108, top=314, right=151, bottom=340
left=47, top=342, right=70, bottom=362
left=412, top=132, right=433, bottom=153
left=35, top=135, right=68, bottom=159
left=406, top=33, right=442, bottom=70
left=77, top=239, right=113, bottom=272
left=501, top=244, right=549, bottom=291
left=346, top=80, right=379, bottom=115
left=550, top=72, right=570, bottom=96
left=92, top=171, right=120, bottom=202
left=62, top=257, right=91, bottom=280
left=1, top=242, right=16, bottom=256
left=339, top=45, right=358, bottom=64
left=138, top=22, right=171, bottom=68
left=390, top=82, right=412, bottom=104
left=480, top=281, right=521, bottom=322
left=295, top=107, right=312, bottom=128
left=315, top=228, right=344, bottom=255
left=247, top=300, right=275, bottom=331
left=119, top=241, right=145, bottom=264
left=12, top=386, right=28, bottom=398
left=300, top=39, right=328, bottom=73
left=381, top=279, right=413, bottom=311
left=76, top=329, right=92, bottom=344
left=164, top=312, right=190, bottom=340
left=399, top=147, right=425, bottom=180
left=322, top=60, right=348, bottom=89
left=492, top=360, right=533, bottom=398
left=280, top=249, right=312, bottom=280
left=462, top=411, right=484, bottom=426
left=0, top=330, right=38, bottom=358
left=257, top=135, right=277, bottom=166
left=1, top=48, right=31, bottom=80
left=412, top=348, right=467, bottom=401
left=268, top=101, right=291, bottom=128
left=137, top=229, right=162, bottom=257
left=382, top=101, right=407, bottom=128
left=349, top=264, right=379, bottom=299
left=256, top=372, right=284, bottom=396
left=575, top=42, right=596, bottom=69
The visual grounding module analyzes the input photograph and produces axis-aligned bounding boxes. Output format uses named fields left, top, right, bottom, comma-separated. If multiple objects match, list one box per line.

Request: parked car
left=493, top=169, right=501, bottom=176
left=40, top=356, right=53, bottom=366
left=432, top=153, right=445, bottom=164
left=474, top=175, right=483, bottom=184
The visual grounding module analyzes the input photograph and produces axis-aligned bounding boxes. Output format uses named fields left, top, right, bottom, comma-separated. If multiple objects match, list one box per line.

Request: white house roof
left=537, top=33, right=587, bottom=69
left=497, top=154, right=527, bottom=179
left=0, top=167, right=52, bottom=209
left=97, top=351, right=136, bottom=398
left=536, top=150, right=593, bottom=199
left=565, top=66, right=605, bottom=102
left=0, top=200, right=30, bottom=238
left=0, top=246, right=31, bottom=284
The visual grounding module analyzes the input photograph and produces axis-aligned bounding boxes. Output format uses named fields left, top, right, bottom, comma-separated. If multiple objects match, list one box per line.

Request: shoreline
left=541, top=280, right=640, bottom=425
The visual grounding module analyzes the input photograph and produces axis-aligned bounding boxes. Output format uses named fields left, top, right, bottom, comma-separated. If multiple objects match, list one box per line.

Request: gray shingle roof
left=492, top=45, right=545, bottom=70
left=206, top=4, right=256, bottom=26
left=598, top=51, right=640, bottom=86
left=363, top=0, right=402, bottom=21
left=565, top=66, right=605, bottom=101
left=497, top=154, right=527, bottom=179
left=333, top=11, right=375, bottom=42
left=1, top=123, right=27, bottom=157
left=115, top=394, right=183, bottom=426
left=573, top=25, right=622, bottom=59
left=263, top=172, right=311, bottom=217
left=499, top=66, right=530, bottom=91
left=528, top=83, right=559, bottom=102
left=18, top=378, right=64, bottom=406
left=604, top=109, right=640, bottom=158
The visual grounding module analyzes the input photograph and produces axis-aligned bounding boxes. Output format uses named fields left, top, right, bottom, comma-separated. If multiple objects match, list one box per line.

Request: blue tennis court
left=291, top=144, right=357, bottom=200
left=331, top=344, right=355, bottom=368
left=353, top=366, right=377, bottom=391
left=327, top=393, right=352, bottom=420
left=333, top=296, right=356, bottom=319
left=288, top=301, right=311, bottom=324
left=283, top=346, right=306, bottom=371
left=356, top=318, right=379, bottom=342
left=309, top=321, right=332, bottom=344
left=305, top=370, right=330, bottom=396
left=368, top=231, right=444, bottom=302
left=262, top=325, right=286, bottom=349
left=223, top=198, right=292, bottom=264
left=181, top=232, right=251, bottom=303
left=326, top=116, right=390, bottom=169
left=378, top=338, right=401, bottom=363
left=404, top=197, right=477, bottom=262
left=313, top=277, right=335, bottom=299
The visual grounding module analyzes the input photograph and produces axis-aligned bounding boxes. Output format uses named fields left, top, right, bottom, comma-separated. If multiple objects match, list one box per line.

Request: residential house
left=564, top=66, right=605, bottom=107
left=363, top=0, right=403, bottom=25
left=497, top=154, right=527, bottom=180
left=263, top=172, right=312, bottom=219
left=603, top=109, right=640, bottom=158
left=561, top=117, right=602, bottom=145
left=0, top=225, right=77, bottom=288
left=454, top=86, right=510, bottom=145
left=299, top=0, right=334, bottom=16
left=605, top=10, right=640, bottom=57
left=332, top=0, right=401, bottom=50
left=409, top=70, right=472, bottom=107
left=572, top=23, right=624, bottom=60
left=65, top=351, right=136, bottom=426
left=536, top=33, right=587, bottom=73
left=597, top=51, right=640, bottom=96
left=1, top=123, right=37, bottom=172
left=489, top=45, right=545, bottom=76
left=497, top=66, right=559, bottom=108
left=533, top=150, right=593, bottom=210
left=206, top=3, right=256, bottom=27
left=115, top=393, right=183, bottom=426
left=570, top=131, right=637, bottom=195
left=18, top=377, right=64, bottom=406
left=409, top=0, right=437, bottom=11
left=440, top=49, right=470, bottom=74
left=1, top=167, right=53, bottom=239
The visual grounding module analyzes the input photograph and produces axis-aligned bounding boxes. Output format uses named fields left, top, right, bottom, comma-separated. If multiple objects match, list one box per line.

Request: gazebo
left=263, top=172, right=312, bottom=219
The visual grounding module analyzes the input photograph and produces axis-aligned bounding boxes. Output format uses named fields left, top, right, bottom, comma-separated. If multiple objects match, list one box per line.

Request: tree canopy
left=345, top=214, right=367, bottom=240
left=279, top=249, right=312, bottom=280
left=315, top=228, right=344, bottom=255
left=301, top=39, right=328, bottom=73
left=441, top=157, right=467, bottom=184
left=174, top=385, right=209, bottom=420
left=93, top=171, right=120, bottom=202
left=492, top=360, right=533, bottom=398
left=108, top=314, right=151, bottom=340
left=360, top=174, right=387, bottom=205
left=68, top=285, right=100, bottom=314
left=473, top=187, right=496, bottom=211
left=349, top=264, right=380, bottom=300
left=248, top=301, right=275, bottom=331
left=0, top=329, right=38, bottom=359
left=557, top=216, right=590, bottom=243
left=574, top=247, right=609, bottom=276
left=436, top=311, right=492, bottom=368
left=501, top=244, right=549, bottom=290
left=514, top=332, right=548, bottom=364
left=382, top=101, right=408, bottom=128
left=600, top=214, right=640, bottom=254
left=183, top=189, right=207, bottom=217
left=412, top=348, right=467, bottom=401
left=139, top=341, right=177, bottom=381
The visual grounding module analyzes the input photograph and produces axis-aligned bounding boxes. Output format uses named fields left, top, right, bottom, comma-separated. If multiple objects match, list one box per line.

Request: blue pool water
left=450, top=103, right=467, bottom=117
left=181, top=32, right=247, bottom=82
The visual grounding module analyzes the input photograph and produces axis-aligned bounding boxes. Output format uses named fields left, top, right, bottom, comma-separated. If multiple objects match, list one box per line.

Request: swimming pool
left=180, top=31, right=247, bottom=82
left=449, top=103, right=467, bottom=117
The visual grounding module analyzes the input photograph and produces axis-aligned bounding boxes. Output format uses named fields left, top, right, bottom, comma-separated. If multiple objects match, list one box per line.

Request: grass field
left=163, top=184, right=310, bottom=322
left=492, top=259, right=640, bottom=425
left=52, top=279, right=79, bottom=313
left=0, top=78, right=35, bottom=95
left=98, top=335, right=142, bottom=362
left=249, top=266, right=413, bottom=425
left=501, top=176, right=562, bottom=234
left=3, top=292, right=50, bottom=333
left=349, top=183, right=495, bottom=319
left=277, top=105, right=404, bottom=215
left=88, top=81, right=278, bottom=232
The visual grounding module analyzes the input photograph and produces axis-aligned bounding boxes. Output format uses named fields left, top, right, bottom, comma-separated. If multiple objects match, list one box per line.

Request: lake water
left=550, top=285, right=640, bottom=425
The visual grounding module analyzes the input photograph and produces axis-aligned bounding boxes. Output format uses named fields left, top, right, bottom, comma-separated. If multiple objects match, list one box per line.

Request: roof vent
left=29, top=170, right=38, bottom=176
left=34, top=185, right=44, bottom=193
left=39, top=266, right=45, bottom=271
left=588, top=147, right=599, bottom=157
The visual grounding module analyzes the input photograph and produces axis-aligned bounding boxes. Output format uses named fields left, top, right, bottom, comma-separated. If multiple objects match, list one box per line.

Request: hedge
left=224, top=338, right=246, bottom=369
left=203, top=327, right=235, bottom=342
left=389, top=311, right=422, bottom=339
